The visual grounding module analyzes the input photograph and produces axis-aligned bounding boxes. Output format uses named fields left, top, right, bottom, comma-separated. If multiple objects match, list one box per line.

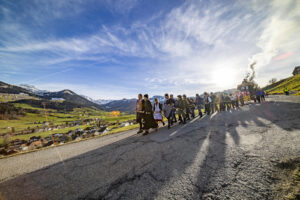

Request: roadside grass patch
left=274, top=157, right=300, bottom=200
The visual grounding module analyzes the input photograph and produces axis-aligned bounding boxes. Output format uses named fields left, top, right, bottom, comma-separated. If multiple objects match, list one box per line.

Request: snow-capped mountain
left=19, top=84, right=49, bottom=96
left=80, top=95, right=114, bottom=105
left=96, top=99, right=114, bottom=105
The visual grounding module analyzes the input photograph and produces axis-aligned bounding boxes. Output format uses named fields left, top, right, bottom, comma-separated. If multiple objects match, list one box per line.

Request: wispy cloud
left=0, top=0, right=299, bottom=98
left=250, top=0, right=300, bottom=67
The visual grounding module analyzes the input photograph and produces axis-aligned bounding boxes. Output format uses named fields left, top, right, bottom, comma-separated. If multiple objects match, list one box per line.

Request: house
left=51, top=98, right=64, bottom=101
left=292, top=66, right=300, bottom=75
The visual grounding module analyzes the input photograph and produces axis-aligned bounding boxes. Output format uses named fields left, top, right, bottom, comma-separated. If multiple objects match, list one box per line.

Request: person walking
left=142, top=94, right=158, bottom=135
left=136, top=94, right=144, bottom=134
left=239, top=92, right=244, bottom=106
left=189, top=98, right=196, bottom=118
left=230, top=94, right=236, bottom=108
left=261, top=90, right=265, bottom=102
left=170, top=94, right=177, bottom=124
left=204, top=92, right=211, bottom=115
left=235, top=93, right=239, bottom=108
left=153, top=98, right=165, bottom=129
left=183, top=95, right=191, bottom=120
left=217, top=93, right=224, bottom=112
left=284, top=88, right=289, bottom=95
left=195, top=94, right=203, bottom=118
left=164, top=93, right=173, bottom=129
left=177, top=95, right=186, bottom=124
left=224, top=94, right=231, bottom=111
left=255, top=90, right=261, bottom=103
left=210, top=92, right=217, bottom=113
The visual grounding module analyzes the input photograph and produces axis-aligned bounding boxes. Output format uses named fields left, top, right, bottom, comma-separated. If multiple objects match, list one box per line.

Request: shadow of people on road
left=0, top=100, right=299, bottom=200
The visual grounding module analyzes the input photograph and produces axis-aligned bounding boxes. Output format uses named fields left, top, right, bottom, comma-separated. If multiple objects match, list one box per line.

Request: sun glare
left=212, top=67, right=237, bottom=88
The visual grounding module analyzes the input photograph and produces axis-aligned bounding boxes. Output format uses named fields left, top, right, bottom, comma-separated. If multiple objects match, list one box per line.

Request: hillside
left=0, top=81, right=35, bottom=96
left=103, top=98, right=136, bottom=113
left=0, top=81, right=102, bottom=110
left=41, top=90, right=102, bottom=109
left=264, top=74, right=300, bottom=95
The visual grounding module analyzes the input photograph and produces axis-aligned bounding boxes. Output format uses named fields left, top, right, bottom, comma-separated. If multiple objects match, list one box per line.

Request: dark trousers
left=167, top=114, right=172, bottom=128
left=219, top=103, right=225, bottom=111
left=256, top=96, right=261, bottom=103
left=197, top=105, right=203, bottom=117
left=136, top=113, right=143, bottom=130
left=205, top=103, right=210, bottom=115
left=171, top=109, right=177, bottom=123
left=190, top=108, right=195, bottom=118
left=186, top=108, right=191, bottom=120
left=231, top=101, right=235, bottom=108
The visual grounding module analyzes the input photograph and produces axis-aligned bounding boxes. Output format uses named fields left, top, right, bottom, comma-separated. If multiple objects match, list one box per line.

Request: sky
left=0, top=0, right=299, bottom=99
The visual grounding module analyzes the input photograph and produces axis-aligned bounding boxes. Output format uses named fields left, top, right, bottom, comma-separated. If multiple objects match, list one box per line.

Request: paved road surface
left=0, top=95, right=299, bottom=200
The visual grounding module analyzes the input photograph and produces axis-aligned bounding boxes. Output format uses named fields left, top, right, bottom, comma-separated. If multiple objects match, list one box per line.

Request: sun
left=212, top=67, right=237, bottom=88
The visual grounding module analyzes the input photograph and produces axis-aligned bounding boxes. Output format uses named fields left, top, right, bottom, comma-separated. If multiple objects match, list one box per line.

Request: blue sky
left=0, top=0, right=299, bottom=99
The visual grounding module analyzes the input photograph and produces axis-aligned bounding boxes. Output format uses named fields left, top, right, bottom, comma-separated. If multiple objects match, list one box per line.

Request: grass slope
left=265, top=74, right=300, bottom=95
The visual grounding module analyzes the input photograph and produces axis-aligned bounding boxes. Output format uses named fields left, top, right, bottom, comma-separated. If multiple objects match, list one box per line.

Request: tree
left=269, top=78, right=277, bottom=84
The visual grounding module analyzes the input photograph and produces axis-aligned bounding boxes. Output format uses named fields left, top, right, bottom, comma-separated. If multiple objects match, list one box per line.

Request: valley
left=0, top=82, right=137, bottom=156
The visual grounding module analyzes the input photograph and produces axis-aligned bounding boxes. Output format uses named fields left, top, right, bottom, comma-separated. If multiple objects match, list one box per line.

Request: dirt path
left=0, top=95, right=299, bottom=200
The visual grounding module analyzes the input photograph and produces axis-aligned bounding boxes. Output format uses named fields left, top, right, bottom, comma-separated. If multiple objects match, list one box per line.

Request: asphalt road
left=0, top=95, right=299, bottom=200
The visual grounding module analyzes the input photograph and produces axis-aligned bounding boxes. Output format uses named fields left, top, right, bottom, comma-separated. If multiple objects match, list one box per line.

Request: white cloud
left=1, top=0, right=299, bottom=98
left=251, top=0, right=300, bottom=67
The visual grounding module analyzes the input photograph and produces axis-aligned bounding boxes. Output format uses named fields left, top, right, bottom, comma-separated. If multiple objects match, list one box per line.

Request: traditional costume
left=143, top=99, right=158, bottom=131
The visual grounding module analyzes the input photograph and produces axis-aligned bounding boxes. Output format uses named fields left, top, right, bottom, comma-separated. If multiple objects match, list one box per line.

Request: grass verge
left=274, top=157, right=300, bottom=200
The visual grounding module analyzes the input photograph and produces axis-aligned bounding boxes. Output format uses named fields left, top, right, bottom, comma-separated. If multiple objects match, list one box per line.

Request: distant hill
left=103, top=98, right=137, bottom=113
left=19, top=84, right=49, bottom=96
left=41, top=90, right=102, bottom=109
left=263, top=74, right=300, bottom=95
left=0, top=81, right=34, bottom=96
left=0, top=81, right=103, bottom=110
left=13, top=99, right=84, bottom=111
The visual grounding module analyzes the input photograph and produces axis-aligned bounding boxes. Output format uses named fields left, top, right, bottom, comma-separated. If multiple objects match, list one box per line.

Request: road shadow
left=0, top=101, right=299, bottom=200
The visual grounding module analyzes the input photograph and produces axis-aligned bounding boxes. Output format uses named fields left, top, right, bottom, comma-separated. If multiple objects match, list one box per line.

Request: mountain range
left=1, top=81, right=141, bottom=113
left=1, top=81, right=244, bottom=113
left=1, top=81, right=102, bottom=110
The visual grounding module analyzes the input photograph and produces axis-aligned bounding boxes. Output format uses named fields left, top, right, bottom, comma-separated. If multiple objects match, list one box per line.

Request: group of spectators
left=136, top=92, right=247, bottom=135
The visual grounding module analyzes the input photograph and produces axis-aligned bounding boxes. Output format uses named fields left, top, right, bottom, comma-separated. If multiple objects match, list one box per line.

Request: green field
left=265, top=74, right=300, bottom=95
left=0, top=102, right=136, bottom=145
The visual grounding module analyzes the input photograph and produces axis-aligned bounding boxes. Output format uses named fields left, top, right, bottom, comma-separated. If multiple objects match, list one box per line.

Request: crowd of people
left=135, top=92, right=250, bottom=135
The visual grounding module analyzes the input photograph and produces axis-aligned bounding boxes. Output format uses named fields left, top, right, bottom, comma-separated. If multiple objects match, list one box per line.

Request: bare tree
left=269, top=78, right=277, bottom=84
